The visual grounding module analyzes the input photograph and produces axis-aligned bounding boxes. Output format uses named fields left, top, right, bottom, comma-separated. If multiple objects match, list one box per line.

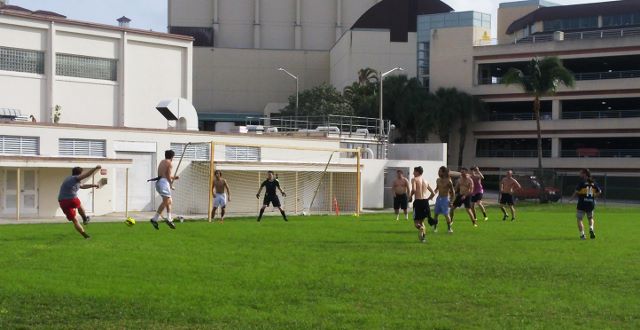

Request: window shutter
left=0, top=136, right=39, bottom=155
left=59, top=139, right=106, bottom=157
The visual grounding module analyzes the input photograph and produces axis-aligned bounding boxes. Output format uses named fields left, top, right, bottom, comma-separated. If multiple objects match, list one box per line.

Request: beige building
left=168, top=0, right=453, bottom=129
left=423, top=0, right=640, bottom=190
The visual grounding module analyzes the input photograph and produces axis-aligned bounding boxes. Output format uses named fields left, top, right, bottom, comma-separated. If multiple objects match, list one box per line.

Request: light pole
left=278, top=67, right=299, bottom=120
left=379, top=67, right=405, bottom=137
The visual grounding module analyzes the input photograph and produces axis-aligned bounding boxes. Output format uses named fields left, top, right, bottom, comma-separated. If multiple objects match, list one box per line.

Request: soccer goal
left=169, top=141, right=362, bottom=220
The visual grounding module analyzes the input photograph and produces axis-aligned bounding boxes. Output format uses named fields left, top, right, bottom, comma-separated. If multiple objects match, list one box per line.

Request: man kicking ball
left=58, top=165, right=102, bottom=239
left=392, top=169, right=411, bottom=221
left=211, top=170, right=231, bottom=223
left=256, top=171, right=288, bottom=222
left=150, top=150, right=179, bottom=230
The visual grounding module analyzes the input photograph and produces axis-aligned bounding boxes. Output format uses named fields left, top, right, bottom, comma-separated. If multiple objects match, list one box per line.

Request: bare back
left=157, top=159, right=172, bottom=180
left=436, top=177, right=454, bottom=199
left=501, top=177, right=521, bottom=194
left=393, top=177, right=410, bottom=196
left=412, top=177, right=428, bottom=200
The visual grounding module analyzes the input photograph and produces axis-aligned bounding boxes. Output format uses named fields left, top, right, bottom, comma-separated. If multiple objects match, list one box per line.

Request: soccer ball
left=125, top=217, right=136, bottom=226
left=302, top=211, right=308, bottom=216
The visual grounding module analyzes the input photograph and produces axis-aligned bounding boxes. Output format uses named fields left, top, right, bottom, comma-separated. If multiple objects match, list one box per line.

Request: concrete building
left=0, top=5, right=193, bottom=129
left=421, top=0, right=640, bottom=187
left=168, top=0, right=454, bottom=129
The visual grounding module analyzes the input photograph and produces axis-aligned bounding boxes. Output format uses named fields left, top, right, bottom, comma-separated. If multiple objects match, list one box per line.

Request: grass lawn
left=0, top=204, right=639, bottom=329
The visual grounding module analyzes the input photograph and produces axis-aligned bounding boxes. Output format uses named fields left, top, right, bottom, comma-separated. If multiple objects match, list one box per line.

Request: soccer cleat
left=433, top=227, right=438, bottom=233
left=502, top=214, right=507, bottom=221
left=484, top=217, right=488, bottom=221
left=448, top=228, right=453, bottom=234
left=580, top=234, right=586, bottom=240
left=589, top=230, right=596, bottom=239
left=511, top=218, right=516, bottom=222
left=150, top=219, right=159, bottom=230
left=473, top=223, right=478, bottom=227
left=165, top=219, right=176, bottom=229
left=83, top=216, right=91, bottom=225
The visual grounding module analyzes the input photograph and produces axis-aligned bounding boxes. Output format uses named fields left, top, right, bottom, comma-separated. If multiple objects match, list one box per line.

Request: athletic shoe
left=150, top=219, right=159, bottom=230
left=484, top=217, right=488, bottom=221
left=448, top=228, right=453, bottom=234
left=83, top=216, right=91, bottom=225
left=165, top=219, right=176, bottom=229
left=589, top=230, right=596, bottom=239
left=473, top=223, right=478, bottom=227
left=511, top=218, right=516, bottom=222
left=433, top=227, right=438, bottom=233
left=580, top=234, right=586, bottom=240
left=502, top=214, right=507, bottom=221
left=84, top=235, right=91, bottom=240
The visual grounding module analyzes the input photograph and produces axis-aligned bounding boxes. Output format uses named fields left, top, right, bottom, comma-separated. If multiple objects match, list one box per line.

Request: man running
left=211, top=170, right=231, bottom=223
left=392, top=169, right=411, bottom=221
left=256, top=171, right=288, bottom=222
left=410, top=166, right=435, bottom=242
left=451, top=168, right=477, bottom=227
left=58, top=165, right=102, bottom=239
left=470, top=166, right=488, bottom=221
left=570, top=168, right=602, bottom=240
left=433, top=166, right=455, bottom=233
left=499, top=170, right=522, bottom=221
left=150, top=150, right=179, bottom=230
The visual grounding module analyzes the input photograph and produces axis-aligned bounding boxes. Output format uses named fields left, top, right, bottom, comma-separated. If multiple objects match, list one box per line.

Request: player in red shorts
left=58, top=165, right=102, bottom=239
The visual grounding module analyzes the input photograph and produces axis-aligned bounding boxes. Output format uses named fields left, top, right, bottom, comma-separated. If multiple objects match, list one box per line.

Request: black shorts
left=577, top=201, right=595, bottom=213
left=453, top=194, right=472, bottom=209
left=500, top=193, right=514, bottom=206
left=393, top=194, right=408, bottom=210
left=471, top=193, right=483, bottom=203
left=263, top=194, right=281, bottom=207
left=413, top=199, right=431, bottom=221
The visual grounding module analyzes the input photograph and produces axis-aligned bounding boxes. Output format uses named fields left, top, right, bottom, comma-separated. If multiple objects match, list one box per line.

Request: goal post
left=170, top=141, right=362, bottom=219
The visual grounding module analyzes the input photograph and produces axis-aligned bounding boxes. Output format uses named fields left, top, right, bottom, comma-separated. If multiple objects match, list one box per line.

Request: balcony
left=561, top=109, right=640, bottom=119
left=477, top=150, right=552, bottom=158
left=485, top=112, right=554, bottom=121
left=561, top=149, right=640, bottom=158
left=475, top=26, right=640, bottom=46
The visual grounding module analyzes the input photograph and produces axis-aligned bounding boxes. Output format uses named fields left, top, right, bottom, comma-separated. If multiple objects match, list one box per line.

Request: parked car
left=513, top=175, right=560, bottom=203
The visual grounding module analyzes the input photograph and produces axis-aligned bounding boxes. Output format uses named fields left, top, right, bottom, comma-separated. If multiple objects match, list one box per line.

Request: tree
left=502, top=57, right=575, bottom=173
left=344, top=68, right=379, bottom=118
left=428, top=88, right=485, bottom=167
left=281, top=83, right=353, bottom=117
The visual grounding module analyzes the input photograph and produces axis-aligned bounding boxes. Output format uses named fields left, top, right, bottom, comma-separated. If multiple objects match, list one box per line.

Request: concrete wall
left=193, top=47, right=329, bottom=114
left=0, top=14, right=192, bottom=128
left=169, top=0, right=380, bottom=50
left=496, top=3, right=540, bottom=45
left=330, top=30, right=418, bottom=91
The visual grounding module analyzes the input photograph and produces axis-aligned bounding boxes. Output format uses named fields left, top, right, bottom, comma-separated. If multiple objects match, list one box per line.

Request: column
left=117, top=32, right=127, bottom=127
left=253, top=0, right=261, bottom=48
left=212, top=0, right=219, bottom=47
left=335, top=0, right=343, bottom=41
left=552, top=138, right=560, bottom=158
left=45, top=22, right=56, bottom=123
left=552, top=99, right=561, bottom=120
left=294, top=0, right=302, bottom=49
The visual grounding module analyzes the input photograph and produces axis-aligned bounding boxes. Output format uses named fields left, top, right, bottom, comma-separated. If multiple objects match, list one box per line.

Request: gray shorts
left=577, top=210, right=594, bottom=220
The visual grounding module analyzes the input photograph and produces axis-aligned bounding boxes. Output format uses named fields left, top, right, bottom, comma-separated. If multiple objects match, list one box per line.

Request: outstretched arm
left=77, top=165, right=101, bottom=182
left=80, top=184, right=99, bottom=189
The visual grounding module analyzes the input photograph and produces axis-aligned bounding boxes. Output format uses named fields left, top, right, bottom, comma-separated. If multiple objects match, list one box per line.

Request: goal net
left=169, top=142, right=361, bottom=219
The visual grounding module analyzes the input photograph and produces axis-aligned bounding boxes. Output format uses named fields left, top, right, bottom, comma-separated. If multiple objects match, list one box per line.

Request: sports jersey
left=575, top=180, right=602, bottom=211
left=261, top=179, right=280, bottom=196
left=58, top=176, right=80, bottom=201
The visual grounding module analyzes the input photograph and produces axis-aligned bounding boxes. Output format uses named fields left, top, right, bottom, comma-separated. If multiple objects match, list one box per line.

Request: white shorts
left=155, top=178, right=171, bottom=198
left=213, top=193, right=227, bottom=208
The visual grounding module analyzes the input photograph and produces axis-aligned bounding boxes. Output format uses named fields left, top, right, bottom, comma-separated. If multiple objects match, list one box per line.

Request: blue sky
left=9, top=0, right=608, bottom=34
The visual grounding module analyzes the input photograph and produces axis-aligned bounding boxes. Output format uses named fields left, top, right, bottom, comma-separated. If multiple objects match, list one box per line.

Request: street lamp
left=379, top=67, right=405, bottom=137
left=278, top=67, right=299, bottom=119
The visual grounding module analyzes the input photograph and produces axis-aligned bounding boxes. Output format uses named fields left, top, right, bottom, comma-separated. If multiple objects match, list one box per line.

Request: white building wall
left=0, top=74, right=46, bottom=121
left=56, top=31, right=118, bottom=58
left=330, top=30, right=418, bottom=91
left=55, top=80, right=118, bottom=126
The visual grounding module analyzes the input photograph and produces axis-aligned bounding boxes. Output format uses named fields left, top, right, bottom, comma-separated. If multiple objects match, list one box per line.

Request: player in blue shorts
left=570, top=168, right=602, bottom=240
left=433, top=166, right=455, bottom=233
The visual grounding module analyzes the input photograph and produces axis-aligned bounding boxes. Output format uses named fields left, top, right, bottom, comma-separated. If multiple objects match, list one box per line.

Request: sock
left=258, top=208, right=265, bottom=220
left=589, top=225, right=594, bottom=231
left=482, top=210, right=487, bottom=218
left=395, top=214, right=399, bottom=220
left=448, top=222, right=451, bottom=230
left=280, top=210, right=288, bottom=221
left=580, top=230, right=585, bottom=236
left=405, top=214, right=408, bottom=220
left=152, top=213, right=160, bottom=221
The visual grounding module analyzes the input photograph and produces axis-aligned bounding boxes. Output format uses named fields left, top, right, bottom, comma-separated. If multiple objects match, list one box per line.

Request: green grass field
left=1, top=204, right=639, bottom=329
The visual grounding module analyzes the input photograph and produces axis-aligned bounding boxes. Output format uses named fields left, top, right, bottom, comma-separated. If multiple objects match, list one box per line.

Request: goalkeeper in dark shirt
left=256, top=171, right=288, bottom=222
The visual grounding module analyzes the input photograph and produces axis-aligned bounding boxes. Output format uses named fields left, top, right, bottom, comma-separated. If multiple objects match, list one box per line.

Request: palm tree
left=502, top=57, right=575, bottom=173
left=357, top=67, right=379, bottom=86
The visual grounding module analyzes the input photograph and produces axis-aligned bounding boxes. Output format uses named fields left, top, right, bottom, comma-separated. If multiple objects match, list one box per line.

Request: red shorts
left=59, top=198, right=81, bottom=221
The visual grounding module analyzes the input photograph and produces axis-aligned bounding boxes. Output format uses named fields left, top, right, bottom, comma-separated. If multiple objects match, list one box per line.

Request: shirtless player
left=392, top=169, right=411, bottom=221
left=451, top=168, right=478, bottom=227
left=410, top=166, right=435, bottom=243
left=434, top=166, right=455, bottom=233
left=211, top=170, right=231, bottom=223
left=150, top=150, right=179, bottom=230
left=499, top=170, right=522, bottom=221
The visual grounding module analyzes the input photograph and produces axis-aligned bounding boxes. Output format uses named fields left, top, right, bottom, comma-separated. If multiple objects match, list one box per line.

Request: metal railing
left=561, top=149, right=640, bottom=158
left=479, top=69, right=640, bottom=85
left=475, top=26, right=640, bottom=46
left=476, top=150, right=552, bottom=158
left=244, top=114, right=391, bottom=139
left=485, top=112, right=553, bottom=121
left=561, top=110, right=640, bottom=119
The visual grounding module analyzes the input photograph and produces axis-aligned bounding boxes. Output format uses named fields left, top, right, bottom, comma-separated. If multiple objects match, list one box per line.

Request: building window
left=0, top=46, right=45, bottom=74
left=169, top=27, right=214, bottom=47
left=56, top=54, right=117, bottom=81
left=476, top=139, right=551, bottom=158
left=0, top=135, right=39, bottom=155
left=170, top=143, right=210, bottom=161
left=59, top=139, right=106, bottom=157
left=225, top=146, right=260, bottom=161
left=543, top=16, right=598, bottom=32
left=603, top=13, right=640, bottom=28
